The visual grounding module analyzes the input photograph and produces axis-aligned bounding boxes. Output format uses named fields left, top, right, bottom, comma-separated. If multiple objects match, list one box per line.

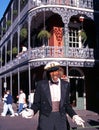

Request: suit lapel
left=43, top=81, right=52, bottom=106
left=43, top=80, right=67, bottom=107
left=60, top=80, right=67, bottom=108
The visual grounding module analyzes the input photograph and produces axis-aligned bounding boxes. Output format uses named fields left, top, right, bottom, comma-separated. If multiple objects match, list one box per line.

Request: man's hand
left=72, top=115, right=85, bottom=128
left=21, top=109, right=34, bottom=119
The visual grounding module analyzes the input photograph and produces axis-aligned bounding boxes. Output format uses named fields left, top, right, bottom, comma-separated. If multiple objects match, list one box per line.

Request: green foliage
left=6, top=20, right=11, bottom=27
left=2, top=27, right=6, bottom=31
left=7, top=47, right=18, bottom=55
left=12, top=47, right=18, bottom=54
left=78, top=30, right=87, bottom=46
left=13, top=10, right=18, bottom=15
left=37, top=30, right=51, bottom=39
left=20, top=28, right=27, bottom=39
left=78, top=30, right=87, bottom=42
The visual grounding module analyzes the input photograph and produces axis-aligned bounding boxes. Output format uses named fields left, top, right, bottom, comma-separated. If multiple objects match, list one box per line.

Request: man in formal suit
left=24, top=61, right=85, bottom=130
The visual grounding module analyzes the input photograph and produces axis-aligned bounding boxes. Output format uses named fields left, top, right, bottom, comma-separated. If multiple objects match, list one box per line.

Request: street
left=0, top=115, right=38, bottom=130
left=0, top=102, right=38, bottom=130
left=0, top=102, right=99, bottom=130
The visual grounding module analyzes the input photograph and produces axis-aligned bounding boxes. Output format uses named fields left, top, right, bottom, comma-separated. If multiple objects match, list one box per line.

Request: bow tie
left=50, top=80, right=59, bottom=85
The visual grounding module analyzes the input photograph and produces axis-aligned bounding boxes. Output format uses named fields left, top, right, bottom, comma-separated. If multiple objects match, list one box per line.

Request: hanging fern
left=7, top=47, right=18, bottom=55
left=37, top=30, right=51, bottom=40
left=12, top=47, right=18, bottom=54
left=78, top=30, right=87, bottom=43
left=6, top=20, right=11, bottom=27
left=20, top=28, right=27, bottom=39
left=13, top=10, right=18, bottom=15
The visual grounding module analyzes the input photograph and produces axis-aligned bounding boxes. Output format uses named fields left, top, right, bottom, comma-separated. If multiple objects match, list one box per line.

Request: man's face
left=7, top=91, right=9, bottom=94
left=49, top=70, right=59, bottom=82
left=20, top=90, right=23, bottom=93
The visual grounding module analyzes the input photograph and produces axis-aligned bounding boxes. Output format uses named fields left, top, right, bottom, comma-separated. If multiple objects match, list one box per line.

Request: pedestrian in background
left=1, top=90, right=15, bottom=117
left=1, top=91, right=8, bottom=116
left=15, top=89, right=26, bottom=116
left=59, top=67, right=69, bottom=81
left=28, top=90, right=35, bottom=108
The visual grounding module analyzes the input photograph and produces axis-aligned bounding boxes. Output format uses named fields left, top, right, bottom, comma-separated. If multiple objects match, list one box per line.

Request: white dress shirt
left=49, top=79, right=61, bottom=101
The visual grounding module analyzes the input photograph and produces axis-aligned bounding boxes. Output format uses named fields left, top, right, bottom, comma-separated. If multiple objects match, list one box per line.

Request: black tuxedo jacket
left=32, top=79, right=76, bottom=118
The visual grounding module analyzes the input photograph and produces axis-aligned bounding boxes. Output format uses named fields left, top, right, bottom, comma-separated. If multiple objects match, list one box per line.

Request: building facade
left=0, top=0, right=99, bottom=112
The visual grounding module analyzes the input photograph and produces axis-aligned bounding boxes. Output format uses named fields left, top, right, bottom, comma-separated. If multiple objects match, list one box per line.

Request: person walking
left=28, top=90, right=35, bottom=108
left=22, top=61, right=85, bottom=129
left=1, top=91, right=8, bottom=116
left=15, top=89, right=26, bottom=116
left=1, top=90, right=15, bottom=117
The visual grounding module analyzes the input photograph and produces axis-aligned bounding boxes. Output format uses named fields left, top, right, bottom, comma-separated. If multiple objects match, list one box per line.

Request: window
left=69, top=29, right=79, bottom=47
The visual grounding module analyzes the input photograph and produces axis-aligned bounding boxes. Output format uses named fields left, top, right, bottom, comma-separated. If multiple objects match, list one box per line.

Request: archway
left=69, top=68, right=86, bottom=110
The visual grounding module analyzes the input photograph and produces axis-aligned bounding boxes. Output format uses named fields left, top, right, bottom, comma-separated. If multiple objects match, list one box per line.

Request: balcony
left=0, top=46, right=95, bottom=75
left=29, top=0, right=93, bottom=9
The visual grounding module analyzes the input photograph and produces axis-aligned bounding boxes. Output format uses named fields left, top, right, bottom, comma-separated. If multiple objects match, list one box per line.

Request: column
left=18, top=69, right=20, bottom=94
left=28, top=64, right=31, bottom=94
left=64, top=23, right=69, bottom=57
left=0, top=78, right=2, bottom=101
left=10, top=73, right=12, bottom=95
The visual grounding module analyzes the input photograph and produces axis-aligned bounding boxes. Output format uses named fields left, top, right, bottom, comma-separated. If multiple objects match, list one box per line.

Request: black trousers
left=38, top=112, right=68, bottom=130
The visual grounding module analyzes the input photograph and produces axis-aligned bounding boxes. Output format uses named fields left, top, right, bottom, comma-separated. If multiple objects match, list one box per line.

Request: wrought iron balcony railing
left=0, top=46, right=94, bottom=74
left=30, top=0, right=93, bottom=9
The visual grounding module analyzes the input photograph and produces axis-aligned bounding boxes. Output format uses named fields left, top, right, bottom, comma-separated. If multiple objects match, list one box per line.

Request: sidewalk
left=0, top=101, right=38, bottom=130
left=67, top=110, right=99, bottom=130
left=0, top=101, right=99, bottom=130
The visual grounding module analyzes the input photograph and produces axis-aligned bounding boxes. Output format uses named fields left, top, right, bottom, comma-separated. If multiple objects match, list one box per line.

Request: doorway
left=69, top=68, right=86, bottom=110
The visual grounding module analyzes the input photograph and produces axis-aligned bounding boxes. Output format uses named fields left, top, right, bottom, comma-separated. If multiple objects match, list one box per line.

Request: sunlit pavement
left=0, top=101, right=99, bottom=130
left=0, top=101, right=38, bottom=130
left=68, top=110, right=99, bottom=130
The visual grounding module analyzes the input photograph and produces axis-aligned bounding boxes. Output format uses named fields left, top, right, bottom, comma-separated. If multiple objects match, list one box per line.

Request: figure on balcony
left=16, top=45, right=27, bottom=58
left=21, top=45, right=27, bottom=52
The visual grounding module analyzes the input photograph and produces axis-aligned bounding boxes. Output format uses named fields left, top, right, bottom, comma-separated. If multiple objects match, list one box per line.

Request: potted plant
left=37, top=29, right=51, bottom=46
left=12, top=47, right=18, bottom=54
left=37, top=10, right=51, bottom=45
left=37, top=29, right=51, bottom=40
left=20, top=28, right=28, bottom=39
left=6, top=20, right=11, bottom=27
left=13, top=9, right=18, bottom=15
left=7, top=47, right=18, bottom=55
left=78, top=29, right=87, bottom=44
